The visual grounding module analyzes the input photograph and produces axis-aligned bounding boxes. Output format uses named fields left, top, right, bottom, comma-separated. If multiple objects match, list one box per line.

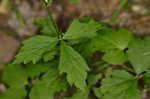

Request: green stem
left=12, top=8, right=27, bottom=29
left=122, top=65, right=135, bottom=73
left=135, top=74, right=143, bottom=80
left=40, top=0, right=60, bottom=38
left=111, top=0, right=128, bottom=23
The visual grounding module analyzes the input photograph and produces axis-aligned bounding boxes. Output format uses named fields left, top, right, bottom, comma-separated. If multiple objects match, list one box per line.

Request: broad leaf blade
left=127, top=36, right=150, bottom=74
left=0, top=87, right=27, bottom=99
left=26, top=62, right=51, bottom=78
left=102, top=50, right=128, bottom=65
left=93, top=87, right=103, bottom=98
left=1, top=64, right=27, bottom=99
left=98, top=28, right=133, bottom=50
left=101, top=70, right=141, bottom=99
left=2, top=64, right=28, bottom=88
left=30, top=66, right=68, bottom=99
left=87, top=73, right=102, bottom=87
left=59, top=42, right=89, bottom=90
left=63, top=19, right=100, bottom=43
left=43, top=49, right=57, bottom=62
left=30, top=80, right=54, bottom=99
left=79, top=28, right=132, bottom=58
left=14, top=36, right=58, bottom=64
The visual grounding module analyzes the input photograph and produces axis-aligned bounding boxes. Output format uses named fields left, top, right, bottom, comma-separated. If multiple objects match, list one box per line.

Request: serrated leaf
left=30, top=66, right=68, bottom=99
left=102, top=50, right=128, bottom=65
left=43, top=49, right=57, bottom=62
left=59, top=42, right=89, bottom=90
left=101, top=70, right=140, bottom=99
left=0, top=87, right=27, bottom=99
left=2, top=64, right=28, bottom=88
left=14, top=36, right=58, bottom=64
left=127, top=36, right=150, bottom=74
left=79, top=28, right=132, bottom=58
left=34, top=18, right=57, bottom=36
left=63, top=19, right=100, bottom=43
left=98, top=28, right=132, bottom=50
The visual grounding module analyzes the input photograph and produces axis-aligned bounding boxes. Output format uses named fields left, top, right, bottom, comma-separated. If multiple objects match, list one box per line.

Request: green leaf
left=43, top=49, right=57, bottom=62
left=30, top=66, right=68, bottom=99
left=87, top=74, right=102, bottom=87
left=30, top=80, right=54, bottom=99
left=0, top=87, right=27, bottom=99
left=101, top=70, right=141, bottom=99
left=93, top=87, right=103, bottom=98
left=59, top=42, right=89, bottom=90
left=97, top=28, right=133, bottom=50
left=102, top=50, right=128, bottom=65
left=69, top=0, right=80, bottom=3
left=144, top=72, right=150, bottom=92
left=34, top=18, right=57, bottom=36
left=14, top=36, right=58, bottom=64
left=127, top=36, right=150, bottom=74
left=68, top=88, right=89, bottom=99
left=63, top=19, right=101, bottom=43
left=79, top=28, right=132, bottom=57
left=2, top=64, right=28, bottom=88
left=26, top=62, right=51, bottom=78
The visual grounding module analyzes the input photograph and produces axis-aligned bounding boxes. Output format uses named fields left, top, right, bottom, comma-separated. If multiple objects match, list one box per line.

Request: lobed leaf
left=79, top=28, right=132, bottom=57
left=30, top=66, right=68, bottom=99
left=14, top=36, right=58, bottom=64
left=59, top=42, right=89, bottom=90
left=63, top=19, right=101, bottom=44
left=127, top=36, right=150, bottom=74
left=102, top=50, right=128, bottom=65
left=101, top=70, right=141, bottom=99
